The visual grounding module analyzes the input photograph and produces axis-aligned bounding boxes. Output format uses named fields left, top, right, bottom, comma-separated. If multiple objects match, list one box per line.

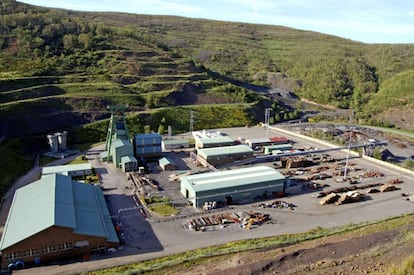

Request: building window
left=65, top=243, right=73, bottom=249
left=21, top=250, right=31, bottom=257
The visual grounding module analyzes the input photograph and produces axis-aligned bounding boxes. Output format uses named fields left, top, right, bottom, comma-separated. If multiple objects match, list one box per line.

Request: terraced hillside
left=2, top=1, right=414, bottom=137
left=0, top=37, right=264, bottom=137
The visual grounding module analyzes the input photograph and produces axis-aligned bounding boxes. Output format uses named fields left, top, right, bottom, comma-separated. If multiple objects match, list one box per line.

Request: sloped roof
left=42, top=163, right=92, bottom=176
left=181, top=166, right=285, bottom=192
left=0, top=174, right=118, bottom=250
left=159, top=157, right=175, bottom=166
left=197, top=136, right=234, bottom=145
left=197, top=144, right=253, bottom=158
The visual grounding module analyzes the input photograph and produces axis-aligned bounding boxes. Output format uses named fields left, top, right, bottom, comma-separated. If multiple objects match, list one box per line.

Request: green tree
left=372, top=148, right=382, bottom=160
left=63, top=34, right=77, bottom=51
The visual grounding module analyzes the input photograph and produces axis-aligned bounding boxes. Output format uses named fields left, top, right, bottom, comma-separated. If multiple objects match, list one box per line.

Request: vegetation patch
left=87, top=214, right=414, bottom=274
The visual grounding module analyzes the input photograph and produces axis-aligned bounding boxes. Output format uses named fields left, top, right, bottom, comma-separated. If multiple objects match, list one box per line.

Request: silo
left=47, top=134, right=59, bottom=153
left=57, top=131, right=67, bottom=151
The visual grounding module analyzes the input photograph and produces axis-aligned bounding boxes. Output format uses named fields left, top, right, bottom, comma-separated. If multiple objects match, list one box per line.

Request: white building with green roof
left=196, top=144, right=254, bottom=167
left=0, top=174, right=118, bottom=270
left=180, top=166, right=286, bottom=208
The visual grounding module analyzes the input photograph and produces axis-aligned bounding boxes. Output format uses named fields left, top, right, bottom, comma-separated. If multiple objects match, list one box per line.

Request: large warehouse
left=0, top=174, right=119, bottom=270
left=180, top=166, right=287, bottom=208
left=196, top=144, right=254, bottom=167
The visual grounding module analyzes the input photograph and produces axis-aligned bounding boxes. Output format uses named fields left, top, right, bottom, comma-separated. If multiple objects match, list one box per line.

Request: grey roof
left=197, top=136, right=234, bottom=145
left=246, top=137, right=270, bottom=144
left=181, top=166, right=285, bottom=192
left=159, top=157, right=175, bottom=166
left=197, top=144, right=253, bottom=158
left=42, top=163, right=92, bottom=176
left=0, top=174, right=118, bottom=250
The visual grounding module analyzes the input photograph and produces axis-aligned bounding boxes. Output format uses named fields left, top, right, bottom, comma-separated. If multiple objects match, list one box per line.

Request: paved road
left=15, top=125, right=414, bottom=275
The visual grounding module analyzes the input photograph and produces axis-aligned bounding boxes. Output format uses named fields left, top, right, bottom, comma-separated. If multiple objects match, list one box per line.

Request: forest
left=0, top=0, right=413, bottom=195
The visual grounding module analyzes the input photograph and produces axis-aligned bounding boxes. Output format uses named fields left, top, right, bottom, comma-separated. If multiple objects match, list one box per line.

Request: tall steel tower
left=105, top=105, right=129, bottom=161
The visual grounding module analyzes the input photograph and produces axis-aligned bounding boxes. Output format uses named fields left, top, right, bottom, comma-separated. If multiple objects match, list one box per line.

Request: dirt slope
left=173, top=220, right=414, bottom=275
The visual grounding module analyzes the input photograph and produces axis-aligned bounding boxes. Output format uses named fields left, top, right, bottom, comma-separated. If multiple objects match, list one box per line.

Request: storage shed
left=121, top=155, right=138, bottom=172
left=0, top=174, right=118, bottom=270
left=159, top=157, right=176, bottom=171
left=196, top=144, right=253, bottom=167
left=180, top=166, right=286, bottom=208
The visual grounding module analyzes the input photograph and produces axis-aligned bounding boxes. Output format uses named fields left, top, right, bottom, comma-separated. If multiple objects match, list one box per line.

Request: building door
left=185, top=189, right=189, bottom=198
left=225, top=195, right=232, bottom=205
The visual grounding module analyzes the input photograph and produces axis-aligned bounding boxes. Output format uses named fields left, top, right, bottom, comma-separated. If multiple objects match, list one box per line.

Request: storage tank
left=57, top=131, right=67, bottom=151
left=47, top=134, right=59, bottom=153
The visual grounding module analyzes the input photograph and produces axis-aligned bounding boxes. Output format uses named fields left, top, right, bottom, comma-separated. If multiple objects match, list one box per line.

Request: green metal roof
left=198, top=136, right=234, bottom=145
left=181, top=166, right=285, bottom=193
left=197, top=144, right=253, bottom=158
left=264, top=144, right=292, bottom=150
left=121, top=155, right=137, bottom=164
left=112, top=139, right=132, bottom=149
left=42, top=163, right=92, bottom=175
left=0, top=174, right=118, bottom=250
left=162, top=139, right=189, bottom=145
left=159, top=157, right=175, bottom=166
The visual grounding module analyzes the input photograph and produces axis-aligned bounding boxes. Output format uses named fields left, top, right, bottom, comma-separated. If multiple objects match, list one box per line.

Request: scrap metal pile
left=256, top=200, right=297, bottom=210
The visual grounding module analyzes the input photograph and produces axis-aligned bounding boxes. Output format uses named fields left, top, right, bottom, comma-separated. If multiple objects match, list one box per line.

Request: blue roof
left=134, top=133, right=162, bottom=139
left=0, top=174, right=118, bottom=250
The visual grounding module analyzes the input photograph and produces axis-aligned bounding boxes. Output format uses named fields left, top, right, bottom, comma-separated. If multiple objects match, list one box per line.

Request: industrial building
left=0, top=174, right=119, bottom=270
left=196, top=144, right=254, bottom=167
left=158, top=157, right=176, bottom=171
left=100, top=105, right=137, bottom=171
left=192, top=130, right=234, bottom=149
left=194, top=136, right=235, bottom=149
left=42, top=163, right=92, bottom=178
left=134, top=133, right=162, bottom=159
left=180, top=166, right=287, bottom=208
left=46, top=131, right=68, bottom=153
left=161, top=139, right=190, bottom=151
left=246, top=136, right=289, bottom=149
left=263, top=144, right=293, bottom=155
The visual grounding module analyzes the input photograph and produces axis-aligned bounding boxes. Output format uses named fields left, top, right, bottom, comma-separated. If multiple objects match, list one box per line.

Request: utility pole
left=264, top=108, right=271, bottom=137
left=189, top=111, right=195, bottom=135
left=343, top=109, right=355, bottom=180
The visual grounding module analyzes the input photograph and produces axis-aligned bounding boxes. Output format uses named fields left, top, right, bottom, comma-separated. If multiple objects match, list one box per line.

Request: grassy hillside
left=1, top=1, right=413, bottom=134
left=364, top=70, right=414, bottom=128
left=1, top=0, right=414, bottom=195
